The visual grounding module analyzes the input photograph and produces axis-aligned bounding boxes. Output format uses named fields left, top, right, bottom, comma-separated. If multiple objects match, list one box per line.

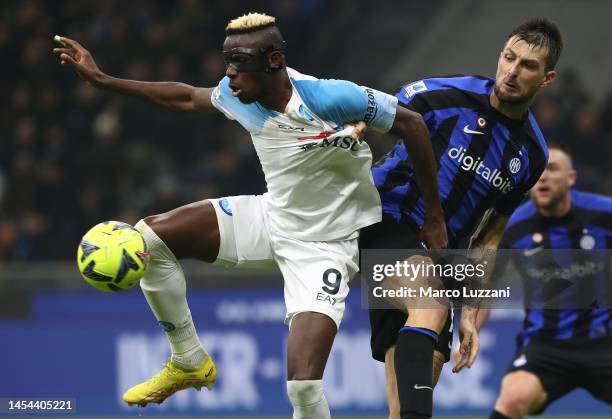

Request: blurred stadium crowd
left=1, top=0, right=611, bottom=261
left=0, top=0, right=327, bottom=260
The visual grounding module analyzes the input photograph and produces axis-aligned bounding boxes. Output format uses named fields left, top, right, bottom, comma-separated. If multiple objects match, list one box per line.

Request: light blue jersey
left=211, top=68, right=398, bottom=241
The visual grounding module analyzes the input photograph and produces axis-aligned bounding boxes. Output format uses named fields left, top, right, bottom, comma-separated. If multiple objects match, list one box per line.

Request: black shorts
left=506, top=337, right=612, bottom=413
left=360, top=215, right=454, bottom=363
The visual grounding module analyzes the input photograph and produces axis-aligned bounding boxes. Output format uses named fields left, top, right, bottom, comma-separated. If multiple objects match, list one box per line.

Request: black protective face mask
left=222, top=41, right=286, bottom=73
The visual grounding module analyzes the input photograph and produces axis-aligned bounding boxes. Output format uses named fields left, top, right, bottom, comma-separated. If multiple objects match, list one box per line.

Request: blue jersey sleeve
left=293, top=79, right=398, bottom=133
left=396, top=76, right=493, bottom=123
left=211, top=77, right=271, bottom=133
left=395, top=81, right=436, bottom=126
left=396, top=80, right=433, bottom=113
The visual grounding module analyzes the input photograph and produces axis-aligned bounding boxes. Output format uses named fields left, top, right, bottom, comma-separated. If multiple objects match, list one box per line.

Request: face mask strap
left=223, top=41, right=286, bottom=73
left=264, top=41, right=286, bottom=73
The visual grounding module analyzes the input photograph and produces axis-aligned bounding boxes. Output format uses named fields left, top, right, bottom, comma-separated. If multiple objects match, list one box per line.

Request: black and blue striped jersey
left=372, top=75, right=548, bottom=245
left=502, top=190, right=612, bottom=345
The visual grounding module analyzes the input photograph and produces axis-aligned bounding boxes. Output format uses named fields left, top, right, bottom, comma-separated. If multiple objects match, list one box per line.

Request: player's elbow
left=391, top=107, right=427, bottom=139
left=170, top=102, right=195, bottom=113
left=179, top=87, right=199, bottom=113
left=163, top=84, right=200, bottom=113
left=186, top=86, right=214, bottom=114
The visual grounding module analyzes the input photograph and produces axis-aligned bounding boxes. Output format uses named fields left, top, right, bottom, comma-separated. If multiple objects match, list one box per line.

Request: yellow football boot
left=123, top=356, right=217, bottom=407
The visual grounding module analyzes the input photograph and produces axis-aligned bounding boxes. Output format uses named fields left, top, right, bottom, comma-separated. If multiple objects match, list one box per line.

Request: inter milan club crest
left=509, top=157, right=522, bottom=174
left=580, top=230, right=596, bottom=250
left=532, top=232, right=544, bottom=244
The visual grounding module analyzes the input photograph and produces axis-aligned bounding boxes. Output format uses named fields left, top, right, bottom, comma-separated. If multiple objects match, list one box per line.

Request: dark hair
left=547, top=140, right=572, bottom=159
left=508, top=18, right=563, bottom=71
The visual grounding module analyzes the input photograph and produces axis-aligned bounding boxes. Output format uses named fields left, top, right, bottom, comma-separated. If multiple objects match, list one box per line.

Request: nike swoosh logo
left=463, top=125, right=484, bottom=135
left=414, top=384, right=433, bottom=390
left=524, top=246, right=543, bottom=256
left=205, top=367, right=214, bottom=378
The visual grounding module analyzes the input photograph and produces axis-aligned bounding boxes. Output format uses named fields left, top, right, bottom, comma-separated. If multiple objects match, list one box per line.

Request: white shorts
left=209, top=194, right=359, bottom=329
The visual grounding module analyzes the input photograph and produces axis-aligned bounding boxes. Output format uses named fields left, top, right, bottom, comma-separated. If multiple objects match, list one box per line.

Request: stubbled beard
left=536, top=188, right=566, bottom=211
left=493, top=84, right=531, bottom=105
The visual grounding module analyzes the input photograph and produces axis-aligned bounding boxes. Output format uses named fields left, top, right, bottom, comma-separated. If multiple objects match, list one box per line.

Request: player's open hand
left=53, top=35, right=104, bottom=86
left=453, top=308, right=480, bottom=373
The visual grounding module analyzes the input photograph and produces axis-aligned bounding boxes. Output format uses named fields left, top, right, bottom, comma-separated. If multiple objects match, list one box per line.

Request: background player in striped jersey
left=53, top=12, right=447, bottom=419
left=485, top=143, right=612, bottom=419
left=360, top=18, right=563, bottom=419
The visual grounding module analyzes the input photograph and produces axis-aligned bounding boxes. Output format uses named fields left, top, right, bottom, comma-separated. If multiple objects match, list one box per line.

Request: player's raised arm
left=389, top=106, right=447, bottom=249
left=52, top=35, right=215, bottom=114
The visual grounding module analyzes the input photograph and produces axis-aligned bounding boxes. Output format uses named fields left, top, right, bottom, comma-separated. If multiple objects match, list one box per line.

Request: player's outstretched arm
left=389, top=106, right=447, bottom=249
left=52, top=35, right=216, bottom=114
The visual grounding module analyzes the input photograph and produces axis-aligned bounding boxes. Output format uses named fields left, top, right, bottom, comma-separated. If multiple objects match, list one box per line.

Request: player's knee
left=287, top=379, right=324, bottom=407
left=405, top=254, right=429, bottom=264
left=430, top=307, right=448, bottom=329
left=142, top=214, right=158, bottom=227
left=140, top=214, right=179, bottom=252
left=135, top=219, right=183, bottom=290
left=136, top=217, right=151, bottom=230
left=141, top=214, right=169, bottom=239
left=407, top=307, right=447, bottom=333
left=496, top=390, right=528, bottom=418
left=496, top=374, right=544, bottom=417
left=135, top=218, right=170, bottom=257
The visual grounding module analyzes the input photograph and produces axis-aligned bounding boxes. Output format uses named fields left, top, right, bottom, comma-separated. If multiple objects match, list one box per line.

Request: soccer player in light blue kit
left=54, top=13, right=447, bottom=418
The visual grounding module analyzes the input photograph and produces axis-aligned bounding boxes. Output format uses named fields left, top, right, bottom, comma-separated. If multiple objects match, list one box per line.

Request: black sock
left=489, top=410, right=511, bottom=419
left=394, top=326, right=438, bottom=419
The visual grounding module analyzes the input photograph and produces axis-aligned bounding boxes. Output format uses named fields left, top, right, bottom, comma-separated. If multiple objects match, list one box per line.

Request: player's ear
left=541, top=70, right=556, bottom=88
left=268, top=51, right=284, bottom=71
left=568, top=168, right=577, bottom=187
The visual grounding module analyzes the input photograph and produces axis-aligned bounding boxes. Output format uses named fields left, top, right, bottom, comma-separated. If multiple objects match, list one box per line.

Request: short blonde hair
left=225, top=12, right=276, bottom=34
